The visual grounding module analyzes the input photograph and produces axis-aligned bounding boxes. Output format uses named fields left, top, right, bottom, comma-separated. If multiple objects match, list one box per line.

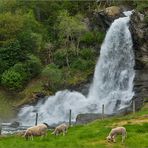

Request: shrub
left=80, top=31, right=105, bottom=45
left=41, top=64, right=63, bottom=91
left=13, top=63, right=28, bottom=81
left=1, top=69, right=24, bottom=90
left=18, top=31, right=43, bottom=53
left=25, top=54, right=42, bottom=78
left=95, top=31, right=105, bottom=44
left=79, top=48, right=96, bottom=60
left=53, top=49, right=67, bottom=67
left=80, top=32, right=95, bottom=45
left=53, top=48, right=77, bottom=67
left=71, top=58, right=95, bottom=71
left=0, top=40, right=25, bottom=69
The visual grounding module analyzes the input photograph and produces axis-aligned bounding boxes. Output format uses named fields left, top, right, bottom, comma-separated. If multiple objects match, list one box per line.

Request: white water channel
left=18, top=12, right=135, bottom=126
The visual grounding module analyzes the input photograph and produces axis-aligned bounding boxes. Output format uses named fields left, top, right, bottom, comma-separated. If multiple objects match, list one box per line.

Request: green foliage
left=0, top=12, right=24, bottom=46
left=0, top=40, right=25, bottom=75
left=1, top=69, right=24, bottom=90
left=0, top=0, right=102, bottom=92
left=134, top=1, right=148, bottom=12
left=53, top=48, right=77, bottom=67
left=79, top=48, right=96, bottom=60
left=53, top=49, right=67, bottom=67
left=18, top=30, right=43, bottom=53
left=71, top=58, right=95, bottom=71
left=57, top=11, right=87, bottom=48
left=41, top=64, right=63, bottom=91
left=80, top=31, right=105, bottom=45
left=13, top=63, right=28, bottom=80
left=80, top=32, right=94, bottom=45
left=25, top=54, right=42, bottom=78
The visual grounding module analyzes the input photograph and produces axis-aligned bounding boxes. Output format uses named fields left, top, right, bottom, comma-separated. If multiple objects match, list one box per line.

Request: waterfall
left=88, top=16, right=135, bottom=113
left=18, top=13, right=135, bottom=126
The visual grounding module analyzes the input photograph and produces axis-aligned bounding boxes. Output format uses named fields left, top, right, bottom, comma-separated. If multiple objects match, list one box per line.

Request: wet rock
left=130, top=11, right=148, bottom=109
left=10, top=121, right=20, bottom=128
left=90, top=6, right=125, bottom=31
left=76, top=113, right=110, bottom=124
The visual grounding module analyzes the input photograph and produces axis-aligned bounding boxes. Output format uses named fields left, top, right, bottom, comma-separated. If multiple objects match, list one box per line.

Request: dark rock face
left=90, top=6, right=125, bottom=31
left=91, top=8, right=147, bottom=111
left=76, top=113, right=110, bottom=124
left=76, top=106, right=133, bottom=125
left=130, top=11, right=148, bottom=109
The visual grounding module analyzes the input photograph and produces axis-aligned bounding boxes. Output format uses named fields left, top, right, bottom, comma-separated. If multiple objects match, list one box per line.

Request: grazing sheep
left=106, top=127, right=127, bottom=143
left=24, top=123, right=48, bottom=140
left=52, top=123, right=68, bottom=136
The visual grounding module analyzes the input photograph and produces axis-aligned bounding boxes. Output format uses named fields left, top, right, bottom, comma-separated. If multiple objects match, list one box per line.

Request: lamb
left=106, top=127, right=127, bottom=143
left=24, top=123, right=48, bottom=140
left=52, top=123, right=68, bottom=136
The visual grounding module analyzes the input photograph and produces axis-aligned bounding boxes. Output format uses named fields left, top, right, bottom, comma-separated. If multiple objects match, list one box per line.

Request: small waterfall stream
left=17, top=12, right=135, bottom=126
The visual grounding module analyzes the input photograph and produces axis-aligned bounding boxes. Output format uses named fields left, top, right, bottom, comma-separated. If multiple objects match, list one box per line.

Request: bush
left=25, top=54, right=42, bottom=78
left=80, top=31, right=105, bottom=45
left=53, top=48, right=77, bottom=67
left=41, top=64, right=63, bottom=91
left=18, top=31, right=43, bottom=53
left=79, top=48, right=96, bottom=60
left=53, top=49, right=67, bottom=67
left=134, top=1, right=148, bottom=12
left=13, top=63, right=28, bottom=81
left=1, top=69, right=24, bottom=90
left=0, top=40, right=25, bottom=70
left=80, top=32, right=95, bottom=45
left=71, top=58, right=95, bottom=71
left=95, top=31, right=105, bottom=44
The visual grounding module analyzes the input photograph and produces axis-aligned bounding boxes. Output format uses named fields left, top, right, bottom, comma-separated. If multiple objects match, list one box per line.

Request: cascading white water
left=88, top=16, right=135, bottom=113
left=18, top=13, right=135, bottom=126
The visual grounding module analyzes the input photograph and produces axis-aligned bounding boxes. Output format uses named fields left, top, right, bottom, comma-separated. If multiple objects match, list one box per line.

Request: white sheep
left=106, top=127, right=127, bottom=143
left=24, top=123, right=48, bottom=140
left=52, top=123, right=68, bottom=136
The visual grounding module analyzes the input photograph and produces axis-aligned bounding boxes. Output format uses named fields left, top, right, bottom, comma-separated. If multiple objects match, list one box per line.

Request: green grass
left=0, top=103, right=148, bottom=148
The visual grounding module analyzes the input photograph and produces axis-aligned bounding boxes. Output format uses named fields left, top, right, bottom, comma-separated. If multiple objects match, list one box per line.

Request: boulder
left=76, top=113, right=110, bottom=124
left=90, top=6, right=125, bottom=32
left=10, top=121, right=20, bottom=128
left=105, top=6, right=121, bottom=17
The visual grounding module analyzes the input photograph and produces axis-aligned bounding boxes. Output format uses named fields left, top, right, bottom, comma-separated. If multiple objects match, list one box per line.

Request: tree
left=0, top=40, right=25, bottom=75
left=0, top=12, right=24, bottom=46
left=41, top=64, right=63, bottom=92
left=1, top=68, right=24, bottom=90
left=57, top=11, right=87, bottom=66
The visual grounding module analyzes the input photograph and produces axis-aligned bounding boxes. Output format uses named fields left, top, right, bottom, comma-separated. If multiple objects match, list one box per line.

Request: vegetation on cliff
left=0, top=0, right=148, bottom=117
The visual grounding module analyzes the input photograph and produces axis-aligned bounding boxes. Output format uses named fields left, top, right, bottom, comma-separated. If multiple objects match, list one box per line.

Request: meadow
left=0, top=103, right=148, bottom=148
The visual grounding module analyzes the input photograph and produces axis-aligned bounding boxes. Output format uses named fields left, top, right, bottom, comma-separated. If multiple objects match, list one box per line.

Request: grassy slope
left=0, top=104, right=148, bottom=148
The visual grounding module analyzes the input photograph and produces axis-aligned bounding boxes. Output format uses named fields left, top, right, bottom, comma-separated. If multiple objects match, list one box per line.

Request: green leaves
left=1, top=69, right=24, bottom=90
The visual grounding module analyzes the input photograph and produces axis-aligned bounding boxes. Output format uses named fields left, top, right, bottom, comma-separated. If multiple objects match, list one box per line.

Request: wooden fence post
left=102, top=104, right=104, bottom=120
left=0, top=123, right=2, bottom=135
left=35, top=113, right=38, bottom=126
left=69, top=109, right=72, bottom=127
left=133, top=100, right=136, bottom=114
